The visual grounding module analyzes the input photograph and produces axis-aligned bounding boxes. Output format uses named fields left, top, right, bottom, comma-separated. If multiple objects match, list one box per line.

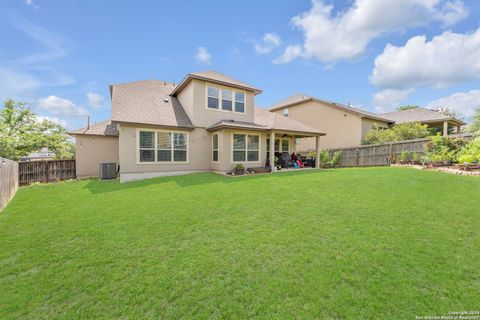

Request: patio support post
left=315, top=136, right=321, bottom=168
left=443, top=121, right=449, bottom=136
left=456, top=125, right=461, bottom=134
left=270, top=131, right=276, bottom=172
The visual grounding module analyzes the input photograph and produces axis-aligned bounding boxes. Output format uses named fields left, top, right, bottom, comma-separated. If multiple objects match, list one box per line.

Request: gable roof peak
left=171, top=70, right=262, bottom=96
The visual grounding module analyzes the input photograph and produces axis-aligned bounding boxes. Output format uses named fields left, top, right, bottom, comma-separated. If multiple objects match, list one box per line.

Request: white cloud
left=427, top=90, right=480, bottom=119
left=274, top=45, right=303, bottom=64
left=36, top=115, right=68, bottom=127
left=371, top=28, right=480, bottom=90
left=195, top=47, right=211, bottom=64
left=373, top=89, right=413, bottom=113
left=275, top=0, right=468, bottom=63
left=86, top=92, right=104, bottom=108
left=255, top=33, right=282, bottom=54
left=38, top=96, right=88, bottom=117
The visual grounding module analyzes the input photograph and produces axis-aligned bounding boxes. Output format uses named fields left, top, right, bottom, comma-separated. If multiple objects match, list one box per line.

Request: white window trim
left=136, top=128, right=189, bottom=165
left=212, top=132, right=219, bottom=163
left=231, top=132, right=261, bottom=164
left=283, top=108, right=289, bottom=117
left=205, top=82, right=246, bottom=114
left=273, top=138, right=290, bottom=153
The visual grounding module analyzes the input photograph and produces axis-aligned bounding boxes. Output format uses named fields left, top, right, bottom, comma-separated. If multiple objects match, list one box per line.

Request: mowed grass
left=0, top=167, right=479, bottom=319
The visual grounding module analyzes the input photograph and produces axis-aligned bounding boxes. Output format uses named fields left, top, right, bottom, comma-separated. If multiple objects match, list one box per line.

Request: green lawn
left=1, top=168, right=479, bottom=319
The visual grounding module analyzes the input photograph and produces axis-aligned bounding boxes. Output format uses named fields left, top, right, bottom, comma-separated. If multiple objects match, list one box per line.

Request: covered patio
left=266, top=131, right=325, bottom=171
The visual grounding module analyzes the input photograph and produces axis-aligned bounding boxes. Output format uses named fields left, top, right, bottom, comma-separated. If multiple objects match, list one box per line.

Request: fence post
left=389, top=143, right=393, bottom=164
left=356, top=148, right=360, bottom=167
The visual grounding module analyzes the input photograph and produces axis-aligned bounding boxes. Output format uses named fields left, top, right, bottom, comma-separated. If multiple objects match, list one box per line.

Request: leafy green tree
left=0, top=99, right=75, bottom=160
left=396, top=105, right=419, bottom=111
left=469, top=107, right=480, bottom=137
left=363, top=123, right=431, bottom=145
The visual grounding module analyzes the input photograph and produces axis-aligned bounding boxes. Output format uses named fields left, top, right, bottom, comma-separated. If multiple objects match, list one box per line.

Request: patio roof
left=207, top=108, right=325, bottom=137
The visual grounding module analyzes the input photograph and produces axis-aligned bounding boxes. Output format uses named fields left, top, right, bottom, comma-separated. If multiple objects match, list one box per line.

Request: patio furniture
left=280, top=152, right=293, bottom=168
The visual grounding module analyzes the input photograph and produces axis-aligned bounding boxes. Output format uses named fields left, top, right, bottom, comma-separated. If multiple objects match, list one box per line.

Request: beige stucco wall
left=212, top=129, right=268, bottom=172
left=118, top=123, right=279, bottom=181
left=176, top=79, right=255, bottom=128
left=118, top=124, right=211, bottom=182
left=361, top=118, right=390, bottom=142
left=75, top=135, right=119, bottom=178
left=273, top=100, right=363, bottom=150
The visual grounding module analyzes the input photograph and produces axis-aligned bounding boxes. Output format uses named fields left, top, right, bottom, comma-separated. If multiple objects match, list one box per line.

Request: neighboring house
left=71, top=71, right=325, bottom=182
left=381, top=107, right=466, bottom=136
left=269, top=94, right=394, bottom=151
left=20, top=148, right=56, bottom=161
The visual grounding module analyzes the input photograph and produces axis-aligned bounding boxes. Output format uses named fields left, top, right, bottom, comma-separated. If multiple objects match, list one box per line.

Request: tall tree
left=469, top=107, right=480, bottom=136
left=396, top=105, right=419, bottom=111
left=0, top=99, right=75, bottom=160
left=432, top=106, right=460, bottom=119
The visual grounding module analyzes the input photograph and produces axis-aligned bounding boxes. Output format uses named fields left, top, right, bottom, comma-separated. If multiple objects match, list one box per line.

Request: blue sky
left=1, top=0, right=480, bottom=130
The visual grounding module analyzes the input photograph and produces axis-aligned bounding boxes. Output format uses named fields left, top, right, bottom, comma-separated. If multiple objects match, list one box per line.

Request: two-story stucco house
left=269, top=94, right=395, bottom=151
left=71, top=71, right=325, bottom=182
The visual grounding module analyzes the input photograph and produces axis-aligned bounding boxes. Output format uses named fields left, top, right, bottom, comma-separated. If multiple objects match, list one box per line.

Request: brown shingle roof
left=270, top=93, right=394, bottom=123
left=70, top=120, right=118, bottom=136
left=110, top=80, right=194, bottom=129
left=171, top=70, right=262, bottom=96
left=381, top=107, right=466, bottom=125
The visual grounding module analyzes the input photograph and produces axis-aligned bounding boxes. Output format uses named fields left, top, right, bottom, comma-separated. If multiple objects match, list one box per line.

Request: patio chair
left=281, top=152, right=293, bottom=168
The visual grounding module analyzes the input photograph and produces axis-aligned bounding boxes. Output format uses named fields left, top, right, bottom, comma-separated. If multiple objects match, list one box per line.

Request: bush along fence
left=326, top=135, right=473, bottom=168
left=18, top=160, right=76, bottom=186
left=0, top=157, right=19, bottom=211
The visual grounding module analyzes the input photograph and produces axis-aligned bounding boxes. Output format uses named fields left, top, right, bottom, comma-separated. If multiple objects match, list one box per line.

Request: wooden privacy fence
left=0, top=157, right=19, bottom=211
left=327, top=137, right=434, bottom=167
left=19, top=160, right=76, bottom=186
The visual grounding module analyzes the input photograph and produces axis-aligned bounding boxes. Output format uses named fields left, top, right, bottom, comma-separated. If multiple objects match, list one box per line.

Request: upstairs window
left=221, top=89, right=233, bottom=111
left=206, top=84, right=246, bottom=113
left=235, top=92, right=245, bottom=113
left=283, top=108, right=289, bottom=117
left=207, top=86, right=219, bottom=109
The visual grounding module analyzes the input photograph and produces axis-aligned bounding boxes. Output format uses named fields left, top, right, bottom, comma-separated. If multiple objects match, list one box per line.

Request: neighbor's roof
left=254, top=107, right=325, bottom=135
left=70, top=120, right=118, bottom=136
left=171, top=70, right=262, bottom=96
left=381, top=107, right=466, bottom=125
left=110, top=80, right=194, bottom=129
left=270, top=93, right=394, bottom=123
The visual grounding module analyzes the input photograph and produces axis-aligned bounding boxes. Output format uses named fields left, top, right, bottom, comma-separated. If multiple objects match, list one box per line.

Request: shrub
left=363, top=122, right=431, bottom=145
left=412, top=152, right=420, bottom=163
left=331, top=151, right=342, bottom=167
left=234, top=164, right=245, bottom=172
left=319, top=150, right=330, bottom=164
left=424, top=135, right=466, bottom=163
left=400, top=151, right=411, bottom=162
left=457, top=137, right=480, bottom=164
